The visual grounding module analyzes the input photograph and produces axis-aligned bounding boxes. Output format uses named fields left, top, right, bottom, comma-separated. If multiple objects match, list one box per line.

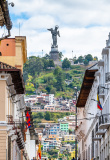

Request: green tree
left=42, top=58, right=49, bottom=70
left=46, top=85, right=52, bottom=93
left=56, top=71, right=65, bottom=91
left=44, top=53, right=50, bottom=60
left=74, top=59, right=78, bottom=64
left=62, top=58, right=71, bottom=69
left=45, top=111, right=51, bottom=120
left=85, top=54, right=93, bottom=62
left=84, top=59, right=89, bottom=66
left=25, top=82, right=36, bottom=94
left=53, top=66, right=62, bottom=76
left=36, top=57, right=44, bottom=74
left=59, top=52, right=63, bottom=60
left=48, top=149, right=59, bottom=159
left=50, top=87, right=56, bottom=94
left=38, top=112, right=44, bottom=119
left=69, top=129, right=72, bottom=134
left=78, top=56, right=84, bottom=63
left=48, top=59, right=55, bottom=67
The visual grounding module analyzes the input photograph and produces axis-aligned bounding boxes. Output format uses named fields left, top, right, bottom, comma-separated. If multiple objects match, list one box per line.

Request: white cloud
left=8, top=0, right=110, bottom=59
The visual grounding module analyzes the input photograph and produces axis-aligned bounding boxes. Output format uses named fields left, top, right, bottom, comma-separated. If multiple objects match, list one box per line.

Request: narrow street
left=0, top=0, right=110, bottom=160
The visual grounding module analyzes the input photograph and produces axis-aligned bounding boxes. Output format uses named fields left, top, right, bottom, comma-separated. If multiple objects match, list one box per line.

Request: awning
left=0, top=61, right=25, bottom=94
left=76, top=63, right=98, bottom=107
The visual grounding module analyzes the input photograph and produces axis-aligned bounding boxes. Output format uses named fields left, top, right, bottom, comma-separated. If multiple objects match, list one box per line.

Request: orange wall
left=0, top=39, right=15, bottom=56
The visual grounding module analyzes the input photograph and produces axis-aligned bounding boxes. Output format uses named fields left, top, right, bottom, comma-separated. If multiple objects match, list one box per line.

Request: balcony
left=7, top=115, right=14, bottom=125
left=98, top=85, right=105, bottom=99
left=95, top=122, right=106, bottom=136
left=75, top=122, right=85, bottom=141
left=98, top=60, right=104, bottom=66
left=105, top=72, right=110, bottom=83
left=99, top=115, right=110, bottom=130
left=92, top=137, right=102, bottom=141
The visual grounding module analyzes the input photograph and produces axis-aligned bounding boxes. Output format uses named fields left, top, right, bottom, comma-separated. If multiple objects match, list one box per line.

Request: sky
left=5, top=0, right=110, bottom=59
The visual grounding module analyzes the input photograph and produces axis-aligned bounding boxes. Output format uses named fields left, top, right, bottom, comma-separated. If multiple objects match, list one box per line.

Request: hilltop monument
left=47, top=25, right=60, bottom=61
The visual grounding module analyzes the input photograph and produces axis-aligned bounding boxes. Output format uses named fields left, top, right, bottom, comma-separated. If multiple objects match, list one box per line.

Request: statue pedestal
left=50, top=47, right=59, bottom=61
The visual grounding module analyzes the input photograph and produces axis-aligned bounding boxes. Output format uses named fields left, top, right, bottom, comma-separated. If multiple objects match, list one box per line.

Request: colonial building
left=76, top=33, right=110, bottom=160
left=0, top=62, right=38, bottom=160
left=0, top=62, right=27, bottom=160
left=0, top=36, right=27, bottom=72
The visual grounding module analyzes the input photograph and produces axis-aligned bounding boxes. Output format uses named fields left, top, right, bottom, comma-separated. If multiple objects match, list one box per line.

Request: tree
left=50, top=87, right=56, bottom=94
left=46, top=85, right=52, bottom=93
left=25, top=82, right=36, bottom=94
left=48, top=149, right=59, bottom=159
left=44, top=53, right=50, bottom=60
left=85, top=54, right=93, bottom=62
left=48, top=59, right=55, bottom=67
left=45, top=111, right=51, bottom=120
left=38, top=112, right=44, bottom=119
left=78, top=56, right=84, bottom=63
left=74, top=59, right=78, bottom=64
left=65, top=73, right=72, bottom=80
left=69, top=129, right=72, bottom=134
left=53, top=66, right=62, bottom=76
left=36, top=57, right=44, bottom=74
left=23, top=56, right=44, bottom=76
left=55, top=71, right=65, bottom=91
left=42, top=58, right=49, bottom=70
left=62, top=58, right=71, bottom=69
left=59, top=52, right=63, bottom=60
left=84, top=59, right=89, bottom=66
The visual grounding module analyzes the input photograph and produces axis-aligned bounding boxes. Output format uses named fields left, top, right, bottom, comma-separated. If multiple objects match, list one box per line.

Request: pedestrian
left=72, top=157, right=75, bottom=160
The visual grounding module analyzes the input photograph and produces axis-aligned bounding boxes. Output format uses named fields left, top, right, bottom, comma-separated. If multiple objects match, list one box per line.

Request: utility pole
left=72, top=50, right=73, bottom=59
left=74, top=87, right=77, bottom=160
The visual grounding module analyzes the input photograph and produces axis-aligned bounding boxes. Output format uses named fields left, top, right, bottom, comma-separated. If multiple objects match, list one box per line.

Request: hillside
left=23, top=56, right=87, bottom=98
left=32, top=111, right=72, bottom=128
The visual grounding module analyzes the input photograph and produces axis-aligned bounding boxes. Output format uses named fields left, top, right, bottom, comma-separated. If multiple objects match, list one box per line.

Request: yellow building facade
left=0, top=36, right=27, bottom=72
left=64, top=135, right=75, bottom=141
left=0, top=36, right=28, bottom=160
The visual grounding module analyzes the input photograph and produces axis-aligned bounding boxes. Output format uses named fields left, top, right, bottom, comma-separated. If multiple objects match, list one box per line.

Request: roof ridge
left=0, top=61, right=17, bottom=69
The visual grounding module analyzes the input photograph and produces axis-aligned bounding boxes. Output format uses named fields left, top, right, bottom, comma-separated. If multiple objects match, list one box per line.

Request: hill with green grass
left=23, top=56, right=88, bottom=98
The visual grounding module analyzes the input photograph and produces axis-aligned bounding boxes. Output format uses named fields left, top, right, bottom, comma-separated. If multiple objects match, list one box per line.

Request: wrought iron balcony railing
left=95, top=123, right=98, bottom=133
left=99, top=115, right=108, bottom=125
left=106, top=72, right=110, bottom=83
left=98, top=85, right=105, bottom=95
left=98, top=115, right=110, bottom=130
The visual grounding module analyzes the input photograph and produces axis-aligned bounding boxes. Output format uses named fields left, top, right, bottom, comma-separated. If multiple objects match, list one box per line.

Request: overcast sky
left=6, top=0, right=110, bottom=59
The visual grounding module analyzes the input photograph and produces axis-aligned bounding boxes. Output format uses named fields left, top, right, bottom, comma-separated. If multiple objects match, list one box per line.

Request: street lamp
left=9, top=2, right=14, bottom=7
left=74, top=86, right=78, bottom=160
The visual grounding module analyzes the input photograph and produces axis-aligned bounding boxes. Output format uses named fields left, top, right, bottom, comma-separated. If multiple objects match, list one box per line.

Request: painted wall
left=0, top=36, right=27, bottom=72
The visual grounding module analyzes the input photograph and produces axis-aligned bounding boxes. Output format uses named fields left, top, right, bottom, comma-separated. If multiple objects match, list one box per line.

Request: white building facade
left=76, top=33, right=110, bottom=160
